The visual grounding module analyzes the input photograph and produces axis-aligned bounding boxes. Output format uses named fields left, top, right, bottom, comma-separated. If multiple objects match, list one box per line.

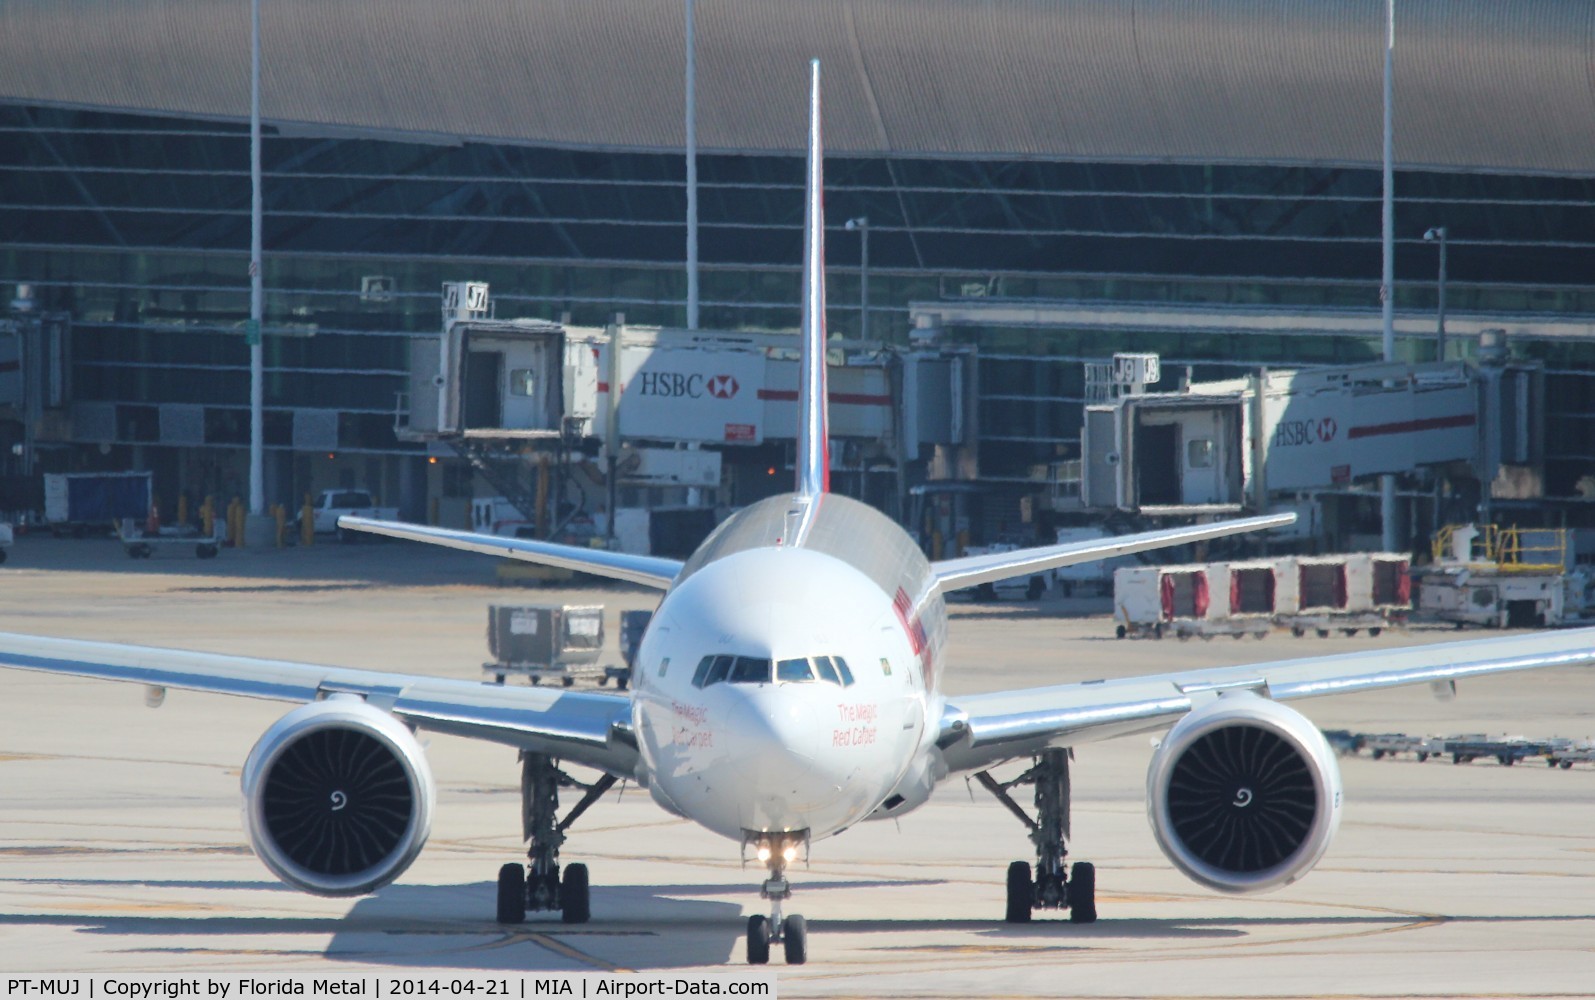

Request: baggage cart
left=116, top=519, right=222, bottom=559
left=484, top=604, right=605, bottom=686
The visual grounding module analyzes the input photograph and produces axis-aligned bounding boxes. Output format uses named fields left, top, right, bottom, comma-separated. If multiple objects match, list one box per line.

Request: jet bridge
left=396, top=282, right=970, bottom=543
left=1079, top=355, right=1542, bottom=518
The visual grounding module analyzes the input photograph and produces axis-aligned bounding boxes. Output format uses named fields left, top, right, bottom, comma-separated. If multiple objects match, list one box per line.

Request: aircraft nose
left=723, top=689, right=822, bottom=765
left=719, top=689, right=844, bottom=820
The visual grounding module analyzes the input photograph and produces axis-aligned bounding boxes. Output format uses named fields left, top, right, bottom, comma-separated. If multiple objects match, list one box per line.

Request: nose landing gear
left=743, top=831, right=809, bottom=965
left=496, top=751, right=615, bottom=925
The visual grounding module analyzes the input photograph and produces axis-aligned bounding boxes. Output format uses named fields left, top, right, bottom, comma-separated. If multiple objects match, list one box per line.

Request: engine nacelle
left=242, top=698, right=434, bottom=896
left=1146, top=694, right=1341, bottom=893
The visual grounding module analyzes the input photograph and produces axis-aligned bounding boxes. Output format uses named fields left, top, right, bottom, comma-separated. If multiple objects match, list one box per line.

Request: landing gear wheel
left=1369, top=627, right=1383, bottom=637
left=1291, top=626, right=1305, bottom=638
left=746, top=915, right=771, bottom=965
left=1115, top=624, right=1127, bottom=639
left=1004, top=860, right=1033, bottom=923
left=1026, top=577, right=1045, bottom=601
left=496, top=863, right=526, bottom=923
left=782, top=914, right=807, bottom=965
left=1068, top=862, right=1097, bottom=923
left=560, top=862, right=590, bottom=923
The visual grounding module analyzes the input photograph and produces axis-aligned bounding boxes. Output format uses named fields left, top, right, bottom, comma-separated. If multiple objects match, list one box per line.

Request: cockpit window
left=729, top=657, right=771, bottom=683
left=700, top=655, right=734, bottom=687
left=777, top=657, right=814, bottom=682
left=836, top=657, right=857, bottom=686
left=694, top=653, right=853, bottom=688
left=691, top=656, right=714, bottom=687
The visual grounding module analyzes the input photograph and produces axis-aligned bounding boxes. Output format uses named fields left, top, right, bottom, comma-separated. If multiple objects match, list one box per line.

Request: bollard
left=201, top=496, right=215, bottom=539
left=272, top=504, right=285, bottom=548
left=176, top=494, right=189, bottom=527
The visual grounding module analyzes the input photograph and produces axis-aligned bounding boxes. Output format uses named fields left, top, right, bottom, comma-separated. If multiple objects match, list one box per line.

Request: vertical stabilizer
left=796, top=58, right=830, bottom=496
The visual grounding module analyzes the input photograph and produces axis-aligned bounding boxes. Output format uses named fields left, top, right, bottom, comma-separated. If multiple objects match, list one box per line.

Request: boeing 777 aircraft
left=3, top=61, right=1594, bottom=967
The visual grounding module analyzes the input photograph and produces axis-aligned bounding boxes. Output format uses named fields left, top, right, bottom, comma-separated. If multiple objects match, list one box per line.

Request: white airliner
left=3, top=60, right=1594, bottom=968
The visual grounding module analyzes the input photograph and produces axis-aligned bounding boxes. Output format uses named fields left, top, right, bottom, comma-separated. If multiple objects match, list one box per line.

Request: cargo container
left=484, top=604, right=605, bottom=686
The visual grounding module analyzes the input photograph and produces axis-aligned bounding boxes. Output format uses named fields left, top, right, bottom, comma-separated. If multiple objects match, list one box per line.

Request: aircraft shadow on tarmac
left=13, top=875, right=1585, bottom=969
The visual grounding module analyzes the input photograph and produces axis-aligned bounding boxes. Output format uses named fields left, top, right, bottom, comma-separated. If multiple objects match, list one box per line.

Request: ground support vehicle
left=1282, top=611, right=1396, bottom=638
left=302, top=490, right=397, bottom=540
left=1362, top=733, right=1447, bottom=761
left=1276, top=553, right=1408, bottom=637
left=116, top=520, right=222, bottom=559
left=44, top=471, right=152, bottom=537
left=482, top=604, right=605, bottom=686
left=597, top=609, right=652, bottom=690
left=1416, top=524, right=1593, bottom=629
left=1440, top=736, right=1546, bottom=766
left=1546, top=743, right=1595, bottom=769
left=961, top=543, right=1050, bottom=601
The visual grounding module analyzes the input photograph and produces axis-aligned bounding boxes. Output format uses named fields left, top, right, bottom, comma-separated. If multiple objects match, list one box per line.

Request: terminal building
left=3, top=1, right=1595, bottom=554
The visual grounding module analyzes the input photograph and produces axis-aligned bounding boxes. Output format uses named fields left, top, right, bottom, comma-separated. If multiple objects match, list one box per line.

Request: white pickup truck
left=304, top=490, right=397, bottom=540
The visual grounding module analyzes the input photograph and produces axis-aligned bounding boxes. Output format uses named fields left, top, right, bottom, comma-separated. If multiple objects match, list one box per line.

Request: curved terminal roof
left=2, top=0, right=1593, bottom=175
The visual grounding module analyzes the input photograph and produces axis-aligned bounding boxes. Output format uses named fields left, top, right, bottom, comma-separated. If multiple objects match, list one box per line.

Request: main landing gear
left=743, top=831, right=809, bottom=965
left=974, top=747, right=1096, bottom=925
left=496, top=751, right=616, bottom=925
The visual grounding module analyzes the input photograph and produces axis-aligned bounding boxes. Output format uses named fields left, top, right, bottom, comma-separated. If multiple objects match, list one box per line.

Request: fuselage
left=631, top=491, right=948, bottom=841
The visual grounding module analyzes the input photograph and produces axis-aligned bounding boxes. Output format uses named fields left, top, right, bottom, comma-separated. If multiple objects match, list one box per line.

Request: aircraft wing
left=937, top=626, right=1595, bottom=773
left=0, top=631, right=639, bottom=776
left=339, top=516, right=682, bottom=590
left=929, top=512, right=1296, bottom=594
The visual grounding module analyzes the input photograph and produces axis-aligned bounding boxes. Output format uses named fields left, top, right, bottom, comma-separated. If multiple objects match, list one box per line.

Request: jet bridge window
left=509, top=369, right=538, bottom=396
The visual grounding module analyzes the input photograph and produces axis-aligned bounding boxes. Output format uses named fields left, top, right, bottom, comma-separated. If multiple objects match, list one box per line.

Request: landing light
left=782, top=845, right=798, bottom=863
left=757, top=845, right=772, bottom=862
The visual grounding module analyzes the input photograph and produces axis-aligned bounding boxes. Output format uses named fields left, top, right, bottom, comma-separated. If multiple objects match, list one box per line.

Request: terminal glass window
left=1187, top=439, right=1214, bottom=468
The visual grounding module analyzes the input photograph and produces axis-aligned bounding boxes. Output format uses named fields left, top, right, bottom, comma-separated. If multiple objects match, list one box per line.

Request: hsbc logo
left=635, top=371, right=741, bottom=399
left=1272, top=416, right=1338, bottom=447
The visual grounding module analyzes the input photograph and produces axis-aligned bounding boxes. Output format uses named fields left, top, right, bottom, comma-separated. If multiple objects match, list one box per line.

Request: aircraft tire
left=496, top=863, right=526, bottom=924
left=746, top=915, right=771, bottom=964
left=561, top=863, right=590, bottom=924
left=1068, top=862, right=1097, bottom=923
left=782, top=914, right=807, bottom=965
left=1004, top=861, right=1033, bottom=923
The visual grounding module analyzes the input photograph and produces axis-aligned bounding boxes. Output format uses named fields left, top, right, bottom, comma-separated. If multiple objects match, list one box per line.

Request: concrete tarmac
left=2, top=535, right=1593, bottom=997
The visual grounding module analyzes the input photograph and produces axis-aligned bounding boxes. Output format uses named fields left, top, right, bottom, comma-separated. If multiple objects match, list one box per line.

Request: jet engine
left=1146, top=694, right=1341, bottom=893
left=242, top=698, right=434, bottom=896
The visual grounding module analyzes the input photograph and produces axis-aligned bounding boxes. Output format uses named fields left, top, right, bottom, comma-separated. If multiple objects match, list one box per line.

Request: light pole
left=1379, top=0, right=1397, bottom=553
left=1424, top=226, right=1447, bottom=361
left=684, top=0, right=698, bottom=329
left=845, top=217, right=868, bottom=337
left=249, top=0, right=264, bottom=518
